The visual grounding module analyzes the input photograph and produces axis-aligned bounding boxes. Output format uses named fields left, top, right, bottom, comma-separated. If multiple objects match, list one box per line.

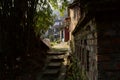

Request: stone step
left=48, top=62, right=62, bottom=67
left=50, top=58, right=64, bottom=62
left=43, top=69, right=60, bottom=75
left=47, top=55, right=65, bottom=59
left=46, top=66, right=61, bottom=70
left=46, top=62, right=62, bottom=69
left=41, top=74, right=58, bottom=80
left=47, top=52, right=65, bottom=55
left=39, top=50, right=68, bottom=80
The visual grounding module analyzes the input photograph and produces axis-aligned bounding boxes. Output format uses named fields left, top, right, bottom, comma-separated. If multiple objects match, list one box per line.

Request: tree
left=0, top=0, right=68, bottom=80
left=34, top=0, right=69, bottom=36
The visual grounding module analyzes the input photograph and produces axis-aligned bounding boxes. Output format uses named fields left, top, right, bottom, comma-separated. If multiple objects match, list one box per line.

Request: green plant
left=66, top=54, right=87, bottom=80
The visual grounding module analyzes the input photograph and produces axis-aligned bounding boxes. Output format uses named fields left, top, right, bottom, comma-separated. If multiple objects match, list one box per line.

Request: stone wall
left=68, top=3, right=81, bottom=53
left=73, top=11, right=120, bottom=80
left=74, top=18, right=98, bottom=80
left=69, top=0, right=120, bottom=80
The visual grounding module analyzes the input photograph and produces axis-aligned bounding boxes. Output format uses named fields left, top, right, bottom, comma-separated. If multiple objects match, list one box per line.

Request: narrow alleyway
left=37, top=42, right=69, bottom=80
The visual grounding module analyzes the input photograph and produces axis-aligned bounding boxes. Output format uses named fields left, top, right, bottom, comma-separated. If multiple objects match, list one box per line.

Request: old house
left=62, top=17, right=70, bottom=42
left=67, top=1, right=81, bottom=51
left=69, top=0, right=120, bottom=80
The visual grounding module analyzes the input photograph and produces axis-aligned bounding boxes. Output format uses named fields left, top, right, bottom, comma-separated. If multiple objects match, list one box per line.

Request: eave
left=72, top=0, right=120, bottom=35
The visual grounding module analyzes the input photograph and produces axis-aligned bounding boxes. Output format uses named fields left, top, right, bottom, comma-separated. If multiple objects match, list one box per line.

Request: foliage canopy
left=0, top=0, right=68, bottom=79
left=35, top=0, right=69, bottom=36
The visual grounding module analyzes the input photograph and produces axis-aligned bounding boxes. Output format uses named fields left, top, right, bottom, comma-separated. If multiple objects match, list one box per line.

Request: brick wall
left=70, top=1, right=120, bottom=80
left=69, top=6, right=81, bottom=41
left=68, top=5, right=81, bottom=53
left=74, top=18, right=98, bottom=80
left=74, top=11, right=120, bottom=80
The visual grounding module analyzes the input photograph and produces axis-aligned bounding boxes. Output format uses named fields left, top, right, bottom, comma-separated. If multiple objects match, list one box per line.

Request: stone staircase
left=39, top=51, right=69, bottom=80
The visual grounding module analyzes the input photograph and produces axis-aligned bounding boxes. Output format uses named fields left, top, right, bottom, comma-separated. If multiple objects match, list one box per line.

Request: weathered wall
left=68, top=0, right=120, bottom=80
left=68, top=5, right=81, bottom=53
left=74, top=11, right=120, bottom=80
left=74, top=18, right=98, bottom=80
left=69, top=6, right=81, bottom=41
